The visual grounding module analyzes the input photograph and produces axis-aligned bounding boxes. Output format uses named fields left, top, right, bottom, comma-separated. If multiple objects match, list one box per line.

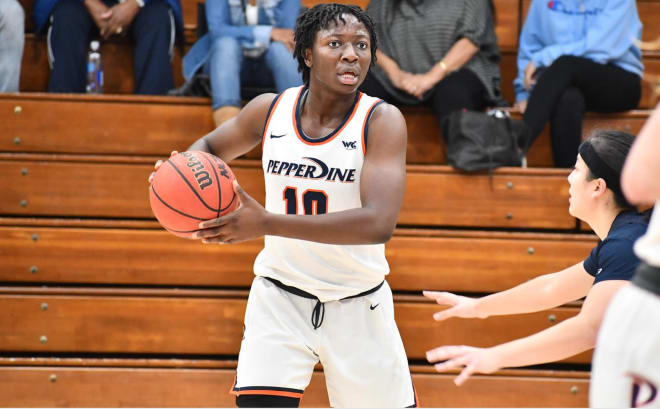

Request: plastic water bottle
left=86, top=40, right=103, bottom=94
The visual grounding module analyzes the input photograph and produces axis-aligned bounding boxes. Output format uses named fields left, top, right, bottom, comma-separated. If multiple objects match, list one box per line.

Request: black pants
left=523, top=55, right=641, bottom=167
left=47, top=0, right=175, bottom=95
left=359, top=68, right=488, bottom=130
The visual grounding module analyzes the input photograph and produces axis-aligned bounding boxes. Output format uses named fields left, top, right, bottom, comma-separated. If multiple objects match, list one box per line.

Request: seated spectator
left=182, top=0, right=303, bottom=127
left=424, top=130, right=650, bottom=386
left=34, top=0, right=183, bottom=95
left=0, top=0, right=25, bottom=93
left=515, top=0, right=643, bottom=168
left=360, top=0, right=503, bottom=130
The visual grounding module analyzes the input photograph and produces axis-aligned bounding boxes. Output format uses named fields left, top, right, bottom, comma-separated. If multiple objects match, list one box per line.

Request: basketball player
left=157, top=4, right=416, bottom=408
left=590, top=103, right=660, bottom=408
left=424, top=130, right=649, bottom=387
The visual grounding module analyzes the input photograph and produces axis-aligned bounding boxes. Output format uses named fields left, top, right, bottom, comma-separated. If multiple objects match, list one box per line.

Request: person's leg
left=232, top=277, right=318, bottom=407
left=131, top=0, right=174, bottom=95
left=264, top=41, right=302, bottom=92
left=321, top=282, right=417, bottom=408
left=571, top=60, right=641, bottom=114
left=591, top=284, right=660, bottom=408
left=550, top=87, right=586, bottom=168
left=47, top=0, right=94, bottom=93
left=428, top=68, right=488, bottom=130
left=0, top=0, right=24, bottom=92
left=235, top=394, right=300, bottom=408
left=208, top=35, right=243, bottom=126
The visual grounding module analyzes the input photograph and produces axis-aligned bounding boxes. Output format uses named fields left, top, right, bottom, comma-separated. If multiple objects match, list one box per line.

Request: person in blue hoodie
left=182, top=0, right=303, bottom=128
left=33, top=0, right=183, bottom=95
left=514, top=0, right=643, bottom=168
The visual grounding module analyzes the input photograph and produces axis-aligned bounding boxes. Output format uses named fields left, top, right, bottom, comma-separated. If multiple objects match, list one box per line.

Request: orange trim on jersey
left=414, top=381, right=421, bottom=407
left=261, top=93, right=286, bottom=149
left=232, top=389, right=304, bottom=399
left=293, top=90, right=364, bottom=146
left=361, top=99, right=384, bottom=155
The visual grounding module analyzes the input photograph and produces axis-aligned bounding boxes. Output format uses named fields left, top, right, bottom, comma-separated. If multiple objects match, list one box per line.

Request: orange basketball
left=149, top=151, right=239, bottom=238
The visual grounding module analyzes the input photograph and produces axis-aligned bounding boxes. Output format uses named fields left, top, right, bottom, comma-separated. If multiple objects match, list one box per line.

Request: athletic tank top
left=253, top=86, right=388, bottom=302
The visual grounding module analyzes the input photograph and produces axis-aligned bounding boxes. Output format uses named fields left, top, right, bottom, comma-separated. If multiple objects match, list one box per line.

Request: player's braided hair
left=294, top=4, right=378, bottom=85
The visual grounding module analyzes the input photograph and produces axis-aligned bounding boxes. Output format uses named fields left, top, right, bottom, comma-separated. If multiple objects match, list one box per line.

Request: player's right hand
left=423, top=290, right=487, bottom=321
left=148, top=150, right=178, bottom=184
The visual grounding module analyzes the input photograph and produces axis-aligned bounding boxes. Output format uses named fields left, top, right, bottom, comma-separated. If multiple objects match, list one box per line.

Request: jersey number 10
left=283, top=187, right=328, bottom=215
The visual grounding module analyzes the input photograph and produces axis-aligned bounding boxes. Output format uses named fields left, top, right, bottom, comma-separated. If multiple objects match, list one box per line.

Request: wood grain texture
left=0, top=225, right=595, bottom=291
left=0, top=157, right=575, bottom=229
left=0, top=291, right=589, bottom=364
left=0, top=365, right=589, bottom=407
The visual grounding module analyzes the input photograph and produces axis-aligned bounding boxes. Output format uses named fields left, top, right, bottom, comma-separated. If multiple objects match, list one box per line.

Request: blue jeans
left=206, top=36, right=302, bottom=109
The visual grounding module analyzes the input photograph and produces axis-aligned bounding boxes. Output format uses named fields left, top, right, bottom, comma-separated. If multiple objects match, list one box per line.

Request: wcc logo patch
left=342, top=141, right=357, bottom=150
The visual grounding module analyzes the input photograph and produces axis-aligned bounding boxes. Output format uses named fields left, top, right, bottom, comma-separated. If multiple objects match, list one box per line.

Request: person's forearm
left=265, top=207, right=396, bottom=245
left=490, top=314, right=596, bottom=369
left=622, top=103, right=660, bottom=203
left=475, top=272, right=570, bottom=318
left=375, top=50, right=402, bottom=78
left=428, top=38, right=479, bottom=82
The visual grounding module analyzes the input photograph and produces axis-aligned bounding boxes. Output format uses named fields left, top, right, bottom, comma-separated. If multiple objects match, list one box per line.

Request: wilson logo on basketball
left=182, top=152, right=213, bottom=190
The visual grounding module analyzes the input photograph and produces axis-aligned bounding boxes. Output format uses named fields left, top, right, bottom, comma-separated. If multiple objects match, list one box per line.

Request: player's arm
left=195, top=103, right=407, bottom=245
left=426, top=279, right=629, bottom=386
left=187, top=93, right=278, bottom=163
left=621, top=102, right=660, bottom=203
left=424, top=262, right=594, bottom=321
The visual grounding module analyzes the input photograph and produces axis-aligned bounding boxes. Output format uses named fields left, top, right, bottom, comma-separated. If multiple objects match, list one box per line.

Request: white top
left=245, top=3, right=258, bottom=26
left=635, top=203, right=660, bottom=267
left=253, top=86, right=389, bottom=302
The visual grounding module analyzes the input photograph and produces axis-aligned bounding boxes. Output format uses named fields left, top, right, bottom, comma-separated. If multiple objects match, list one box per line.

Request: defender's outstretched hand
left=194, top=180, right=268, bottom=244
left=423, top=290, right=487, bottom=321
left=426, top=345, right=501, bottom=386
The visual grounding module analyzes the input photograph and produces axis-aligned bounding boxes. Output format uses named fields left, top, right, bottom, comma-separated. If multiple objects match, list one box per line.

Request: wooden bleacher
left=2, top=0, right=657, bottom=407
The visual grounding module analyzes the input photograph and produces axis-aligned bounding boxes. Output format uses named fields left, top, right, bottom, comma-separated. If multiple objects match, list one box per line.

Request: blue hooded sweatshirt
left=515, top=0, right=643, bottom=102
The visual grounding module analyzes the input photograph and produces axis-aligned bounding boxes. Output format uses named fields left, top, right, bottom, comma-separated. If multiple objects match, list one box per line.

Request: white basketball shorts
left=231, top=276, right=418, bottom=407
left=591, top=284, right=660, bottom=408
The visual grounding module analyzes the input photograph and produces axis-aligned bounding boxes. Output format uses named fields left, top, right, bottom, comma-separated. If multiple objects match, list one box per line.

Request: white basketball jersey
left=253, top=86, right=389, bottom=302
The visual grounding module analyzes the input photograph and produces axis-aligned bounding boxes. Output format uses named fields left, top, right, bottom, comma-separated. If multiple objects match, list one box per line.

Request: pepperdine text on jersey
left=266, top=157, right=357, bottom=183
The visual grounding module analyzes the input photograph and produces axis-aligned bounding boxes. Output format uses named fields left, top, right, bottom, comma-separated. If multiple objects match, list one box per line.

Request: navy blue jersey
left=584, top=211, right=649, bottom=284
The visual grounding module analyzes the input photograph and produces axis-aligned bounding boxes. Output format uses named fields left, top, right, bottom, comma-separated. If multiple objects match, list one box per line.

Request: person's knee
left=211, top=36, right=241, bottom=56
left=267, top=41, right=294, bottom=60
left=51, top=0, right=88, bottom=24
left=135, top=0, right=171, bottom=31
left=235, top=394, right=300, bottom=408
left=557, top=87, right=585, bottom=111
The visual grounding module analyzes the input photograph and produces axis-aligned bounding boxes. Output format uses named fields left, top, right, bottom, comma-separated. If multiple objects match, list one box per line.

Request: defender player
left=177, top=4, right=415, bottom=408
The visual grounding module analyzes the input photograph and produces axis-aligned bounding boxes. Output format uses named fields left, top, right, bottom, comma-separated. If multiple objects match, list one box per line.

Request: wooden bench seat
left=0, top=358, right=590, bottom=407
left=0, top=286, right=589, bottom=364
left=1, top=94, right=652, bottom=167
left=0, top=221, right=596, bottom=292
left=0, top=154, right=574, bottom=229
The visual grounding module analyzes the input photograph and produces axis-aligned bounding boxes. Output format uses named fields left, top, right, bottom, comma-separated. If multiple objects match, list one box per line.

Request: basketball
left=149, top=151, right=239, bottom=238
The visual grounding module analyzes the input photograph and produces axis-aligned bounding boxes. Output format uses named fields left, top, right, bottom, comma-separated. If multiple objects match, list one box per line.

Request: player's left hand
left=194, top=180, right=267, bottom=244
left=426, top=345, right=501, bottom=386
left=402, top=73, right=438, bottom=100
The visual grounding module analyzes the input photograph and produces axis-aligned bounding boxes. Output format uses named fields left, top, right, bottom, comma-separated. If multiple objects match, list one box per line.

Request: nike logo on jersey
left=370, top=303, right=380, bottom=310
left=270, top=133, right=287, bottom=138
left=596, top=268, right=603, bottom=275
left=342, top=141, right=357, bottom=150
left=265, top=157, right=357, bottom=183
